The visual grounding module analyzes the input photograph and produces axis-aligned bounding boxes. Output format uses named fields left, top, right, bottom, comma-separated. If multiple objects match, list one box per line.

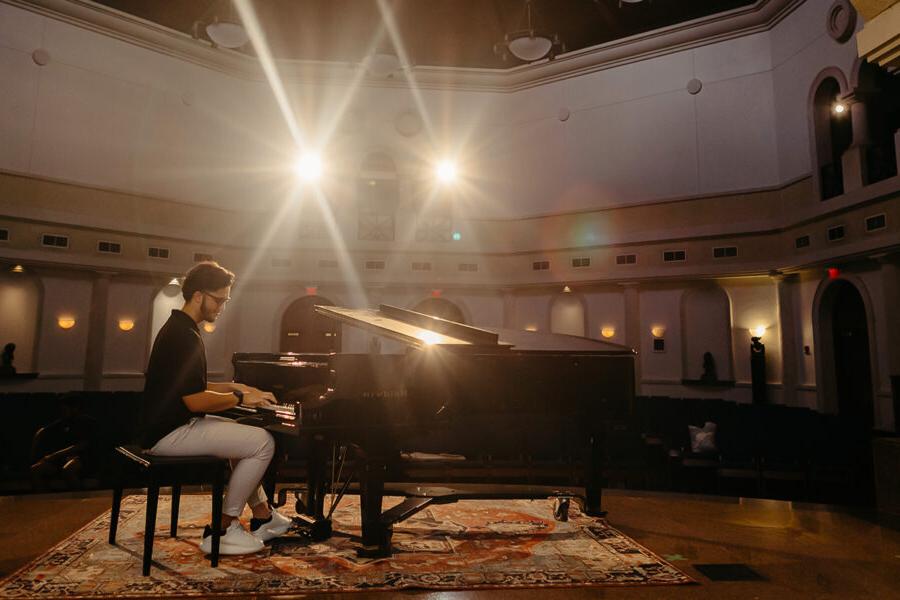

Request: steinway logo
left=361, top=390, right=407, bottom=400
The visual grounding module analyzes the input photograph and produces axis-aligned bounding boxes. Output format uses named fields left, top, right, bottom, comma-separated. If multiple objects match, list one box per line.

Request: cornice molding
left=5, top=0, right=804, bottom=92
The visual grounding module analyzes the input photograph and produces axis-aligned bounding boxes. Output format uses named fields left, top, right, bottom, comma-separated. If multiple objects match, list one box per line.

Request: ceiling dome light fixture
left=495, top=0, right=564, bottom=63
left=192, top=1, right=248, bottom=49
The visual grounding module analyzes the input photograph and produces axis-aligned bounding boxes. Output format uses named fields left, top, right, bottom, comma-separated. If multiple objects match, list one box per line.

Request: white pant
left=149, top=415, right=274, bottom=517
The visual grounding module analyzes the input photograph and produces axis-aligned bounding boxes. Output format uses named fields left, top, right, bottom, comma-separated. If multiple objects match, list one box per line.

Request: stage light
left=57, top=316, right=76, bottom=330
left=435, top=160, right=457, bottom=184
left=203, top=322, right=216, bottom=333
left=294, top=152, right=323, bottom=182
left=118, top=319, right=135, bottom=332
left=751, top=325, right=766, bottom=338
left=601, top=326, right=615, bottom=339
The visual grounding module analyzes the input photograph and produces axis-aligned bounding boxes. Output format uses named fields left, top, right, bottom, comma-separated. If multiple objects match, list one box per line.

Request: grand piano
left=230, top=304, right=635, bottom=557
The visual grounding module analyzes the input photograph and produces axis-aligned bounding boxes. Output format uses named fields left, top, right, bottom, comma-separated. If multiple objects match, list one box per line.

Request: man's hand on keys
left=241, top=389, right=277, bottom=407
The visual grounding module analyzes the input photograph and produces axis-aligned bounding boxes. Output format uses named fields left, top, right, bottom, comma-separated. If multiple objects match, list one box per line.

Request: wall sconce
left=57, top=316, right=76, bottom=330
left=168, top=277, right=181, bottom=287
left=563, top=285, right=572, bottom=293
left=750, top=325, right=767, bottom=338
left=651, top=325, right=666, bottom=338
left=203, top=323, right=216, bottom=333
left=118, top=319, right=135, bottom=332
left=524, top=325, right=538, bottom=332
left=601, top=326, right=616, bottom=339
left=11, top=264, right=25, bottom=273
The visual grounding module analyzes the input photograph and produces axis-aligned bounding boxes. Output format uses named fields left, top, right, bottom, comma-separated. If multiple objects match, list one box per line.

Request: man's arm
left=208, top=381, right=277, bottom=404
left=183, top=390, right=239, bottom=413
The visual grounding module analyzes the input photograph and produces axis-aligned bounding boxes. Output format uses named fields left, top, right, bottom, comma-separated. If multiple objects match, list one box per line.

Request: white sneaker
left=250, top=507, right=293, bottom=542
left=199, top=520, right=265, bottom=555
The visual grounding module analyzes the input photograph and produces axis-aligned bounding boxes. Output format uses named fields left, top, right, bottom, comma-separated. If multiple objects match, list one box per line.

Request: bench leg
left=109, top=486, right=123, bottom=544
left=210, top=468, right=224, bottom=568
left=143, top=479, right=159, bottom=577
left=170, top=483, right=181, bottom=538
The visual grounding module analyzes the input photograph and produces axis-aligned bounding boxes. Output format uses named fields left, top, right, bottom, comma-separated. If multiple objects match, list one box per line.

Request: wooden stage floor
left=1, top=488, right=898, bottom=599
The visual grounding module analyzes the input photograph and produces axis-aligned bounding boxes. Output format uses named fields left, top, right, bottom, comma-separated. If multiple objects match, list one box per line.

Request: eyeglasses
left=203, top=292, right=231, bottom=306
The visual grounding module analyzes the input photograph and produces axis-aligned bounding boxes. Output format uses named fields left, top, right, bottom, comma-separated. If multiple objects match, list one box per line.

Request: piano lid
left=315, top=304, right=510, bottom=350
left=315, top=304, right=634, bottom=355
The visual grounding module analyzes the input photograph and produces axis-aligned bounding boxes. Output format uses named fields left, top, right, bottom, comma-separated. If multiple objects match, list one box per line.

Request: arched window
left=811, top=76, right=852, bottom=200
left=412, top=297, right=466, bottom=324
left=280, top=296, right=341, bottom=353
left=855, top=61, right=900, bottom=185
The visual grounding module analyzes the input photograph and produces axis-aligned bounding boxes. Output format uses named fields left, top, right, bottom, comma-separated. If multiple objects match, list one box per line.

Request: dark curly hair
left=181, top=261, right=235, bottom=301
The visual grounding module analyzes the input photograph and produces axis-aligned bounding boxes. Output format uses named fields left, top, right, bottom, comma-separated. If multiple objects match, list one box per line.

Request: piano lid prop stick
left=326, top=460, right=356, bottom=521
left=329, top=443, right=337, bottom=511
left=332, top=445, right=347, bottom=504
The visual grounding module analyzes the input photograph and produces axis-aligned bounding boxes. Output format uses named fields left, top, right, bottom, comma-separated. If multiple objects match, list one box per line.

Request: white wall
left=0, top=0, right=860, bottom=224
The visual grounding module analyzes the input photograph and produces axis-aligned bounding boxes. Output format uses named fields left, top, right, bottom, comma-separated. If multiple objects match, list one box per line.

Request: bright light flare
left=832, top=102, right=846, bottom=115
left=294, top=153, right=323, bottom=182
left=417, top=331, right=442, bottom=346
left=751, top=325, right=767, bottom=338
left=435, top=160, right=457, bottom=184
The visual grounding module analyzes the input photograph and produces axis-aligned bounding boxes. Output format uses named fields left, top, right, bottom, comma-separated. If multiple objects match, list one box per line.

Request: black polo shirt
left=139, top=309, right=208, bottom=448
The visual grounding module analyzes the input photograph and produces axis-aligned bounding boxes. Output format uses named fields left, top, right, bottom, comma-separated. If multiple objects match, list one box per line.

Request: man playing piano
left=138, top=261, right=292, bottom=555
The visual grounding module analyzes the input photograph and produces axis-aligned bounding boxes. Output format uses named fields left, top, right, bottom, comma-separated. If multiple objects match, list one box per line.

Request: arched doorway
left=829, top=281, right=874, bottom=429
left=280, top=296, right=341, bottom=354
left=818, top=279, right=875, bottom=504
left=412, top=297, right=466, bottom=324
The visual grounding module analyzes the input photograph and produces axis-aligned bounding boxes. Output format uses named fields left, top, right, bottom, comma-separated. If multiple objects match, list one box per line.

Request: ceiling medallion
left=494, top=0, right=564, bottom=63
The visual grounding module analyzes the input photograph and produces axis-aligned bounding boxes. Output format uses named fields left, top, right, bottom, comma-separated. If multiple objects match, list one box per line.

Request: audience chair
left=108, top=445, right=227, bottom=576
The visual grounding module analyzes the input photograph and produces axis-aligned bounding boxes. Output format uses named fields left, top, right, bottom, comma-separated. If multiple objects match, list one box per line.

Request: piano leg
left=584, top=432, right=607, bottom=517
left=307, top=435, right=329, bottom=519
left=358, top=458, right=392, bottom=558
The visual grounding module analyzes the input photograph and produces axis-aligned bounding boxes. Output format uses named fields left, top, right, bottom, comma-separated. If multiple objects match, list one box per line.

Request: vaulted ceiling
left=92, top=0, right=757, bottom=69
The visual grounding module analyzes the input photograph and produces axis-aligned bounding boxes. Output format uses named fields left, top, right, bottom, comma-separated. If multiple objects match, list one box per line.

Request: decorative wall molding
left=4, top=0, right=804, bottom=92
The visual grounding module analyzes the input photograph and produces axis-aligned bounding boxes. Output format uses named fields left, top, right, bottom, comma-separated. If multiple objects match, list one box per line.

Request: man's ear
left=189, top=290, right=203, bottom=306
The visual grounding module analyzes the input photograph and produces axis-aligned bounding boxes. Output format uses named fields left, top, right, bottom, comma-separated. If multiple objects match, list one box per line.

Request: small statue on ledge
left=700, top=351, right=718, bottom=383
left=0, top=343, right=16, bottom=376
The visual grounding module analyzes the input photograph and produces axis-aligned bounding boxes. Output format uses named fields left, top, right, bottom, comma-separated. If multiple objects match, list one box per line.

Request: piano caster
left=553, top=496, right=571, bottom=522
left=356, top=525, right=393, bottom=558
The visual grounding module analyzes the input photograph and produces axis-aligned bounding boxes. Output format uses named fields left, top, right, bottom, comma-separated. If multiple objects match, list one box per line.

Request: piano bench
left=108, top=445, right=228, bottom=576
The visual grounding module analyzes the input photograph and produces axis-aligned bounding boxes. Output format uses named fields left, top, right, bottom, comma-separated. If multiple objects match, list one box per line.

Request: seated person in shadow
left=0, top=343, right=16, bottom=376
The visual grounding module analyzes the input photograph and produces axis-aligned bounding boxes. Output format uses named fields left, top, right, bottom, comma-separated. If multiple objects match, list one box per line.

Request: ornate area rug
left=0, top=494, right=691, bottom=597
